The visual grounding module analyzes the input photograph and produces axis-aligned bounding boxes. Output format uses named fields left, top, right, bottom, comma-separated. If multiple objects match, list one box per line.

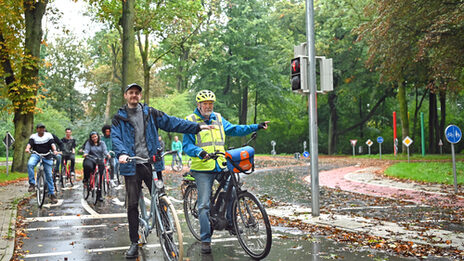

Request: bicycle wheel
left=92, top=173, right=99, bottom=205
left=183, top=184, right=201, bottom=241
left=52, top=171, right=59, bottom=193
left=159, top=196, right=183, bottom=261
left=233, top=191, right=272, bottom=259
left=36, top=170, right=46, bottom=208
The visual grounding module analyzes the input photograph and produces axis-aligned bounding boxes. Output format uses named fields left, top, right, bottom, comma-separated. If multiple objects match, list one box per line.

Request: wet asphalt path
left=18, top=168, right=417, bottom=261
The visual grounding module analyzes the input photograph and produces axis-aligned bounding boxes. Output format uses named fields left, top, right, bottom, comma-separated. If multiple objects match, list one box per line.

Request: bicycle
left=101, top=157, right=112, bottom=195
left=126, top=151, right=183, bottom=261
left=109, top=151, right=121, bottom=185
left=171, top=152, right=183, bottom=172
left=52, top=153, right=61, bottom=193
left=31, top=150, right=53, bottom=208
left=61, top=156, right=74, bottom=188
left=183, top=132, right=272, bottom=259
left=82, top=155, right=103, bottom=205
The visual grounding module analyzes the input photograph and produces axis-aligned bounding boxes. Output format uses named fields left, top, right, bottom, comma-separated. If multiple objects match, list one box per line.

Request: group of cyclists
left=26, top=83, right=269, bottom=259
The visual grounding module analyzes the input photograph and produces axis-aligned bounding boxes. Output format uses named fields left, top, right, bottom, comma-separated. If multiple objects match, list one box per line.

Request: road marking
left=42, top=199, right=64, bottom=208
left=25, top=226, right=60, bottom=231
left=81, top=198, right=100, bottom=216
left=112, top=197, right=125, bottom=206
left=24, top=251, right=72, bottom=258
left=86, top=244, right=160, bottom=253
left=168, top=196, right=183, bottom=203
left=61, top=184, right=80, bottom=190
left=73, top=224, right=107, bottom=229
left=25, top=213, right=126, bottom=223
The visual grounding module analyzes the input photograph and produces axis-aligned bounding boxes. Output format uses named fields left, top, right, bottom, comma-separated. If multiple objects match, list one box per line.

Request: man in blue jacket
left=183, top=90, right=269, bottom=254
left=111, top=83, right=211, bottom=259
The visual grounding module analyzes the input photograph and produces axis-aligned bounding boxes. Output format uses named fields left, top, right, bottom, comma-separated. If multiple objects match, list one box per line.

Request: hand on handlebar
left=119, top=154, right=129, bottom=164
left=258, top=121, right=270, bottom=130
left=199, top=150, right=210, bottom=160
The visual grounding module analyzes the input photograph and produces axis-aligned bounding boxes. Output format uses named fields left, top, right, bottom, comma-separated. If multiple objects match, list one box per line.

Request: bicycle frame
left=138, top=169, right=164, bottom=238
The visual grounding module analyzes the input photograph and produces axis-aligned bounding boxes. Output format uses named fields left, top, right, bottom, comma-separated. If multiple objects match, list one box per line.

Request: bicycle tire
left=233, top=191, right=272, bottom=259
left=67, top=164, right=73, bottom=187
left=91, top=173, right=99, bottom=205
left=183, top=184, right=201, bottom=241
left=36, top=170, right=46, bottom=208
left=60, top=164, right=65, bottom=188
left=52, top=171, right=59, bottom=193
left=159, top=196, right=183, bottom=261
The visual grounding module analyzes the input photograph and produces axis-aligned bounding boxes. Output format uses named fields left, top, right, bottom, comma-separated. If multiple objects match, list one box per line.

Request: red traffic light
left=291, top=58, right=300, bottom=74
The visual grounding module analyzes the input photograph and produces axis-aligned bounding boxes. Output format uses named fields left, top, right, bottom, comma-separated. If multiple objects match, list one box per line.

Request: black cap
left=36, top=123, right=45, bottom=128
left=125, top=83, right=142, bottom=93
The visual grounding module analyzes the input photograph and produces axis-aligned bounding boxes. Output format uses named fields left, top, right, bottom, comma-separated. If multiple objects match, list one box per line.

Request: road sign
left=403, top=136, right=413, bottom=147
left=445, top=125, right=462, bottom=144
left=377, top=136, right=384, bottom=143
left=303, top=151, right=310, bottom=158
left=365, top=139, right=373, bottom=147
left=271, top=140, right=276, bottom=146
left=350, top=140, right=357, bottom=146
left=3, top=132, right=14, bottom=148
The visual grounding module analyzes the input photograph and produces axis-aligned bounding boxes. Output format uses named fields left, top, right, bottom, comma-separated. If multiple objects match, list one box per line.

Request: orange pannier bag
left=225, top=146, right=255, bottom=173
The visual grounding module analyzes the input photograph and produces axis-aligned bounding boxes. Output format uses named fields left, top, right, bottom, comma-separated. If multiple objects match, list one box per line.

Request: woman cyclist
left=83, top=131, right=111, bottom=201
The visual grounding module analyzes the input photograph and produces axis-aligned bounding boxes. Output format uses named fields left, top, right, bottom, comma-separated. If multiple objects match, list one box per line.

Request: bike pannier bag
left=225, top=146, right=254, bottom=173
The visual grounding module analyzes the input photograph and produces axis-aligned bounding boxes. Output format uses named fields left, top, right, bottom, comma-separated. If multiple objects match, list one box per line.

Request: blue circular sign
left=445, top=125, right=462, bottom=144
left=377, top=136, right=384, bottom=143
left=303, top=151, right=310, bottom=158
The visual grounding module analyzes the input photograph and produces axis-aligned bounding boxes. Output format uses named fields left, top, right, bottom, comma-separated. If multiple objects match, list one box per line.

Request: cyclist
left=24, top=123, right=59, bottom=204
left=171, top=136, right=183, bottom=170
left=111, top=83, right=213, bottom=259
left=101, top=125, right=117, bottom=186
left=82, top=131, right=110, bottom=202
left=50, top=132, right=63, bottom=179
left=61, top=128, right=77, bottom=177
left=183, top=90, right=269, bottom=254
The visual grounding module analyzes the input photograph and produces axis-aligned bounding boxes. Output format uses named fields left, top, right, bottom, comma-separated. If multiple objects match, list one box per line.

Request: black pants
left=83, top=158, right=104, bottom=190
left=62, top=154, right=75, bottom=173
left=125, top=163, right=153, bottom=243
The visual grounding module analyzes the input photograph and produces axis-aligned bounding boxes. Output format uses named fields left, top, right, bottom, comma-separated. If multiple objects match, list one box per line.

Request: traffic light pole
left=306, top=0, right=320, bottom=217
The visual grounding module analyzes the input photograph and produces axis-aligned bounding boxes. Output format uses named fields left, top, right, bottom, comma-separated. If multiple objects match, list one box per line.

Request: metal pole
left=306, top=0, right=319, bottom=217
left=451, top=143, right=458, bottom=194
left=393, top=112, right=397, bottom=156
left=407, top=147, right=410, bottom=163
left=379, top=143, right=382, bottom=160
left=5, top=137, right=9, bottom=177
left=420, top=112, right=425, bottom=156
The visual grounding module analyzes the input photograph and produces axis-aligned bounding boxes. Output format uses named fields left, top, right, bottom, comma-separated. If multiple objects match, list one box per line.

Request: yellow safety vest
left=186, top=112, right=226, bottom=171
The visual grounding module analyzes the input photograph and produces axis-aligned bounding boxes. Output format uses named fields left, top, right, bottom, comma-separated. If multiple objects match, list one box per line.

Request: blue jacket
left=111, top=104, right=201, bottom=176
left=183, top=108, right=259, bottom=172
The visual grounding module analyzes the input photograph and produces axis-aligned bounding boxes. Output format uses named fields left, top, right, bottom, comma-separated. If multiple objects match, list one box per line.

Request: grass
left=385, top=161, right=464, bottom=185
left=357, top=153, right=464, bottom=161
left=0, top=166, right=28, bottom=183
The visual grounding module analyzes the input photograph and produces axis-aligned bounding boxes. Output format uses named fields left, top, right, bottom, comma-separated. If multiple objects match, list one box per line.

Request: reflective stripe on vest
left=187, top=113, right=226, bottom=171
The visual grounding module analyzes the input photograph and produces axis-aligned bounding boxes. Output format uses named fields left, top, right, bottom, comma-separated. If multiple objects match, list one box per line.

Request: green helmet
left=196, top=90, right=216, bottom=103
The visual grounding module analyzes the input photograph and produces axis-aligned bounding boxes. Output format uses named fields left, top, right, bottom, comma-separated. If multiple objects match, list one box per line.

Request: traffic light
left=290, top=57, right=307, bottom=92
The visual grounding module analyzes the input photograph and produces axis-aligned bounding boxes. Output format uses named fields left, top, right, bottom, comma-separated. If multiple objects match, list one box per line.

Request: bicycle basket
left=225, top=146, right=254, bottom=174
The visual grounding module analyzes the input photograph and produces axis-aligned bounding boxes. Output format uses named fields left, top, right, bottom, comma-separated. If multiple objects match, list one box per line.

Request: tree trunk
left=428, top=89, right=438, bottom=153
left=358, top=97, right=364, bottom=138
left=397, top=81, right=409, bottom=153
left=239, top=83, right=248, bottom=125
left=412, top=86, right=427, bottom=142
left=439, top=88, right=446, bottom=145
left=122, top=0, right=136, bottom=98
left=253, top=91, right=258, bottom=124
left=10, top=0, right=48, bottom=172
left=328, top=91, right=338, bottom=155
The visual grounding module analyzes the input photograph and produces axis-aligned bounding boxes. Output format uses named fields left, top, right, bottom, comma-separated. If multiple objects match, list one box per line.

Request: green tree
left=42, top=35, right=86, bottom=123
left=0, top=0, right=49, bottom=172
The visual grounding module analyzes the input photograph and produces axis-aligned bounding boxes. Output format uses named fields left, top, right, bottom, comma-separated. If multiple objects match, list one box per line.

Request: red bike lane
left=310, top=166, right=464, bottom=207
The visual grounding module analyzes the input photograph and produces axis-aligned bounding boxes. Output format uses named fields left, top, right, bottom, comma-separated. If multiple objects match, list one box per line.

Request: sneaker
left=49, top=194, right=58, bottom=204
left=201, top=242, right=211, bottom=254
left=110, top=180, right=116, bottom=187
left=28, top=184, right=35, bottom=192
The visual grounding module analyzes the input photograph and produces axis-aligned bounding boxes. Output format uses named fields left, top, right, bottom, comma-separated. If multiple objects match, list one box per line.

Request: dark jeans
left=62, top=154, right=75, bottom=173
left=125, top=163, right=153, bottom=243
left=83, top=158, right=104, bottom=190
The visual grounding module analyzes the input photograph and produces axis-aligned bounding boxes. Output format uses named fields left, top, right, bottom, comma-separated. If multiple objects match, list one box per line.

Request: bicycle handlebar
left=30, top=150, right=52, bottom=157
left=125, top=150, right=179, bottom=163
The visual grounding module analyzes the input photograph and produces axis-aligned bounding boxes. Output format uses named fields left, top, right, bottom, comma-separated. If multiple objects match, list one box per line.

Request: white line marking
left=112, top=198, right=125, bottom=206
left=61, top=184, right=80, bottom=190
left=73, top=224, right=107, bottom=229
left=24, top=251, right=72, bottom=258
left=168, top=196, right=183, bottom=203
left=42, top=199, right=64, bottom=209
left=81, top=198, right=100, bottom=216
left=25, top=226, right=60, bottom=231
left=86, top=244, right=160, bottom=253
left=25, top=213, right=126, bottom=223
